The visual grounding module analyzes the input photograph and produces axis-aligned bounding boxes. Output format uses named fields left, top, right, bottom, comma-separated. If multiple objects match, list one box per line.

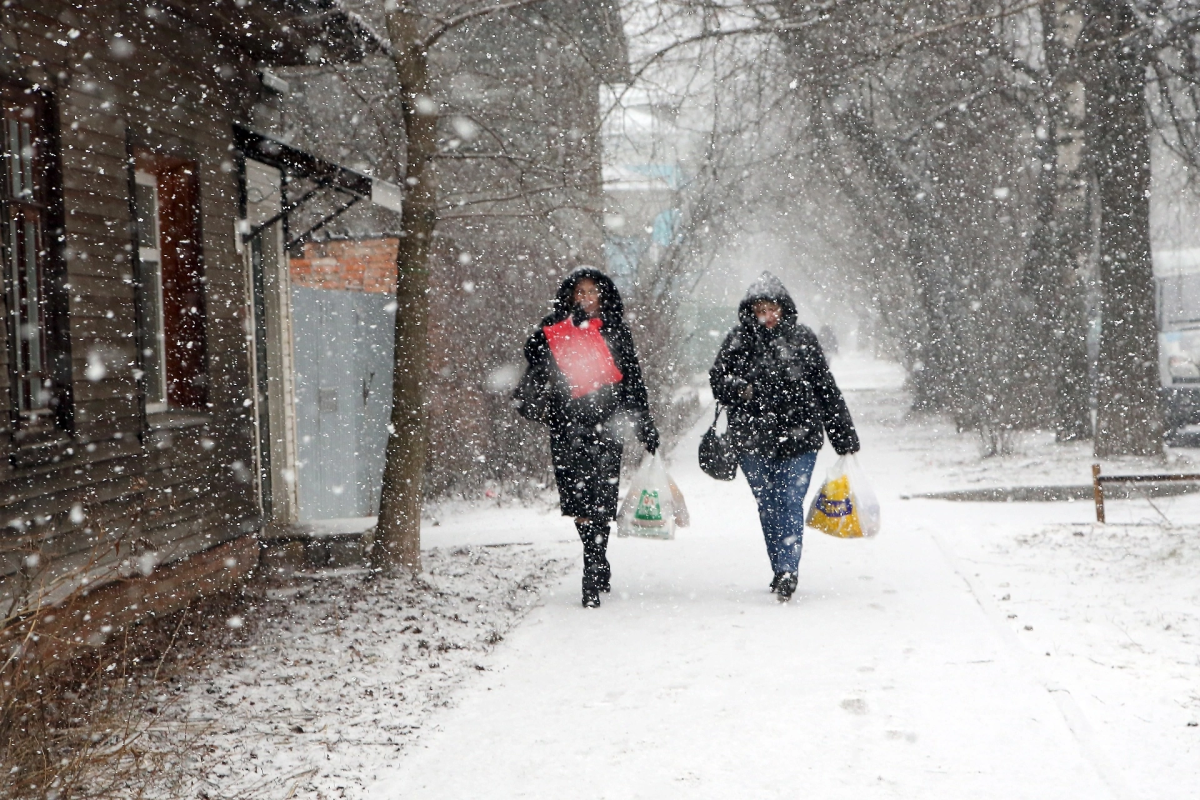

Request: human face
left=753, top=300, right=782, bottom=329
left=574, top=277, right=602, bottom=317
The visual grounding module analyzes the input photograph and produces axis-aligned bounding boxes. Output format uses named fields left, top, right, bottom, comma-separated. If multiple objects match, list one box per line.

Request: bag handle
left=709, top=403, right=725, bottom=430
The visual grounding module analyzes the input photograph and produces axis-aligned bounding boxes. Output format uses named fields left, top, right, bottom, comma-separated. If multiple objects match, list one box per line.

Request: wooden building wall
left=0, top=1, right=268, bottom=613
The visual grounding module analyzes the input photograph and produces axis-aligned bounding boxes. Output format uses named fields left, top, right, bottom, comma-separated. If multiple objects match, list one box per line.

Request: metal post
left=1092, top=463, right=1105, bottom=523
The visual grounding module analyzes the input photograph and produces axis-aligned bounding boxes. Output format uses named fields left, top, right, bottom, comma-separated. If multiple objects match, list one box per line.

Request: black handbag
left=512, top=366, right=552, bottom=425
left=699, top=404, right=738, bottom=481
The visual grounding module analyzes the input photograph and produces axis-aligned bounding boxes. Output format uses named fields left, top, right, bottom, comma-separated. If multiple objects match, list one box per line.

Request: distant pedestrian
left=709, top=273, right=859, bottom=600
left=514, top=268, right=659, bottom=608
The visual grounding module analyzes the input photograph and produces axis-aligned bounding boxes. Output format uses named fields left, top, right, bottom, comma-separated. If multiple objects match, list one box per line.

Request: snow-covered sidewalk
left=134, top=546, right=573, bottom=798
left=373, top=355, right=1198, bottom=800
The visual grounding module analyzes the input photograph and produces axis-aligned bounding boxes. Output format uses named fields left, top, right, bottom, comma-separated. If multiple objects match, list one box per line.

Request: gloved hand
left=834, top=443, right=860, bottom=456
left=718, top=374, right=751, bottom=405
left=754, top=373, right=786, bottom=402
left=639, top=415, right=660, bottom=455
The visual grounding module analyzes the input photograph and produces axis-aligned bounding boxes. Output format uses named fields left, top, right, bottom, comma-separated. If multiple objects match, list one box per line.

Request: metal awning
left=234, top=123, right=403, bottom=250
left=158, top=0, right=386, bottom=67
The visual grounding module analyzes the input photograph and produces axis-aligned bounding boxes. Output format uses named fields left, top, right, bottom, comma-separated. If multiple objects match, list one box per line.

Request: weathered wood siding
left=1, top=1, right=268, bottom=609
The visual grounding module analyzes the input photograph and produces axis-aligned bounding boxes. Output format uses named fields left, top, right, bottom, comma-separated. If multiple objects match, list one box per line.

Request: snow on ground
left=370, top=352, right=1198, bottom=800
left=139, top=546, right=571, bottom=799
left=146, top=352, right=1198, bottom=799
left=842, top=353, right=1200, bottom=799
left=951, top=521, right=1200, bottom=792
left=835, top=357, right=1200, bottom=798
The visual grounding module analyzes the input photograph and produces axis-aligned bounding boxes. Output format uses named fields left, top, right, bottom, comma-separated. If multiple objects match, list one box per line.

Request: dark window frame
left=1, top=79, right=72, bottom=450
left=129, top=146, right=210, bottom=416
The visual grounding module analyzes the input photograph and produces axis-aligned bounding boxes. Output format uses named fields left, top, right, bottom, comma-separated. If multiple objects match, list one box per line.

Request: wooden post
left=1092, top=463, right=1105, bottom=523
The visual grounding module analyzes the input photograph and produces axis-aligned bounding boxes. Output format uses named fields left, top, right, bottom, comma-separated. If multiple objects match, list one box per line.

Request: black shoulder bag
left=512, top=365, right=552, bottom=425
left=699, top=404, right=738, bottom=481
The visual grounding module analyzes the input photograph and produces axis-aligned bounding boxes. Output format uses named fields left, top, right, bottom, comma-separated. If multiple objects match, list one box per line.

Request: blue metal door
left=291, top=286, right=395, bottom=521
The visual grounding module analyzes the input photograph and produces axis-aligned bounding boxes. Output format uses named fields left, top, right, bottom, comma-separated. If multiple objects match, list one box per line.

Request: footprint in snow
left=840, top=698, right=869, bottom=715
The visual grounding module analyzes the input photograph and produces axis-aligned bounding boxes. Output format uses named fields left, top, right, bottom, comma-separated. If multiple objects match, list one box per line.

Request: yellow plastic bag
left=805, top=455, right=880, bottom=539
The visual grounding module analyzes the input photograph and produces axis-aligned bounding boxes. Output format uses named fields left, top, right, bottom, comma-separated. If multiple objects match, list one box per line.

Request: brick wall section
left=290, top=238, right=399, bottom=294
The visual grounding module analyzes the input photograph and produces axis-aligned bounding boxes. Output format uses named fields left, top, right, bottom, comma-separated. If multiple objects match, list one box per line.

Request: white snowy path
left=375, top=356, right=1197, bottom=800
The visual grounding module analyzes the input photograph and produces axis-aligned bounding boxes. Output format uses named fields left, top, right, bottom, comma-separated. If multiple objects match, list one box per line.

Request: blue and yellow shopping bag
left=805, top=455, right=881, bottom=539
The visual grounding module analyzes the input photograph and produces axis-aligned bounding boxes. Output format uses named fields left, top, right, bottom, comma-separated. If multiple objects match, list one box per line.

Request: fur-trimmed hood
left=546, top=267, right=625, bottom=326
left=737, top=271, right=798, bottom=329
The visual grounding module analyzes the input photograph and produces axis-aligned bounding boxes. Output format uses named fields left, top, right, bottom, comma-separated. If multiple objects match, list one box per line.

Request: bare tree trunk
left=1038, top=0, right=1091, bottom=441
left=1084, top=0, right=1162, bottom=457
left=373, top=9, right=440, bottom=574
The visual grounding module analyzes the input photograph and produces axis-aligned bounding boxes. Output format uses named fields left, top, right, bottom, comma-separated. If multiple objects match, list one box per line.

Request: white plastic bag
left=616, top=454, right=678, bottom=540
left=805, top=454, right=881, bottom=538
left=669, top=478, right=690, bottom=528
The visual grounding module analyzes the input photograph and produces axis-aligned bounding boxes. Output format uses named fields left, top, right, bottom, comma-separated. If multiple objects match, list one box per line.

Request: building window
left=2, top=82, right=68, bottom=431
left=133, top=153, right=207, bottom=411
left=134, top=170, right=168, bottom=412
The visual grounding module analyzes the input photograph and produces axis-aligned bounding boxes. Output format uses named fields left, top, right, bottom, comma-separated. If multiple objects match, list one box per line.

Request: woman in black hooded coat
left=515, top=268, right=659, bottom=607
left=710, top=272, right=859, bottom=600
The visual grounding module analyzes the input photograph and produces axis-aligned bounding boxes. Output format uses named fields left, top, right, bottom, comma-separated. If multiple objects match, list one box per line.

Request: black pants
left=576, top=519, right=611, bottom=591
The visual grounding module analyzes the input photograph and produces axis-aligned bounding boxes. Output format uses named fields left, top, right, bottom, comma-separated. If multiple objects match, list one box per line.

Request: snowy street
left=125, top=355, right=1200, bottom=799
left=8, top=4, right=1200, bottom=799
left=368, top=355, right=1199, bottom=800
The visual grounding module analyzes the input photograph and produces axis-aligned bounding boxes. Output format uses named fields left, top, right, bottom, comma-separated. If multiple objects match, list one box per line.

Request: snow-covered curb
left=140, top=545, right=570, bottom=799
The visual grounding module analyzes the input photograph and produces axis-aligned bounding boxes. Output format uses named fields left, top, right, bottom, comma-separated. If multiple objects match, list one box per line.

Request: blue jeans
left=741, top=452, right=818, bottom=574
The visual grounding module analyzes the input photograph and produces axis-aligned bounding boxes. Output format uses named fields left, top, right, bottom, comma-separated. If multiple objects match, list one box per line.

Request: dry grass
left=3, top=544, right=570, bottom=798
left=1, top=589, right=251, bottom=800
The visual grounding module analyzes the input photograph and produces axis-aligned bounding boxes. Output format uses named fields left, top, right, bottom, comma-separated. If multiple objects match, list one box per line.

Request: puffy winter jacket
left=709, top=273, right=859, bottom=458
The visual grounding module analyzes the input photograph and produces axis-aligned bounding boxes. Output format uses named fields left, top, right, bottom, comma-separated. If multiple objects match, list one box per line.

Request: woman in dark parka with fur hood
left=515, top=268, right=659, bottom=607
left=710, top=272, right=859, bottom=600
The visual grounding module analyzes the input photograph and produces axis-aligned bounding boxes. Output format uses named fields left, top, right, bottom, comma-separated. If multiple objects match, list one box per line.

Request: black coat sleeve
left=709, top=329, right=751, bottom=406
left=610, top=323, right=659, bottom=451
left=523, top=327, right=547, bottom=371
left=514, top=328, right=561, bottom=425
left=611, top=325, right=651, bottom=417
left=804, top=335, right=860, bottom=455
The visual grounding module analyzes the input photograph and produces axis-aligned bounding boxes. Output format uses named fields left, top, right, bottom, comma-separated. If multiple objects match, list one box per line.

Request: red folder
left=543, top=318, right=623, bottom=398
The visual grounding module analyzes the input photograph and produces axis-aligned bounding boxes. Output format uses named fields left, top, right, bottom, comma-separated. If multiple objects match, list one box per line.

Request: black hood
left=737, top=271, right=798, bottom=329
left=550, top=267, right=625, bottom=324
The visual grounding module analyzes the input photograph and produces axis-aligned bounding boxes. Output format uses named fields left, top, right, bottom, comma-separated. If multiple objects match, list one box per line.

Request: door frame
left=241, top=157, right=299, bottom=526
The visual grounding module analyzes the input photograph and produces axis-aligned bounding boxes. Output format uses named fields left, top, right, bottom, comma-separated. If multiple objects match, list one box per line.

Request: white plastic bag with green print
left=616, top=454, right=677, bottom=540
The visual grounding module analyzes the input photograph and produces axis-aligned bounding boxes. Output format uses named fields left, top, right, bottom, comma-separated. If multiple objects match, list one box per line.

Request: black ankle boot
left=776, top=572, right=797, bottom=601
left=578, top=520, right=612, bottom=596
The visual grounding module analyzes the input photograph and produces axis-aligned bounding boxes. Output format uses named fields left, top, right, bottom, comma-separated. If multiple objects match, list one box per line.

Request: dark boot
left=776, top=572, right=797, bottom=601
left=577, top=520, right=611, bottom=604
left=596, top=543, right=612, bottom=594
left=769, top=572, right=783, bottom=593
